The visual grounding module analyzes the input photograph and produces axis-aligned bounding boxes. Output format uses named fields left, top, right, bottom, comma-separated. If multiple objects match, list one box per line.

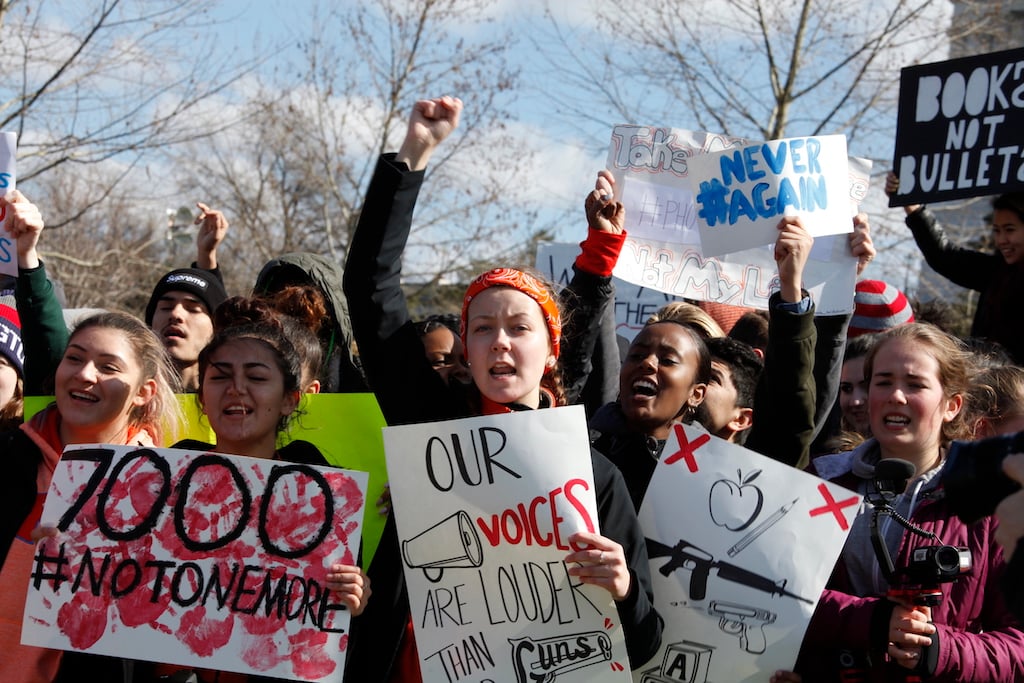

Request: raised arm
left=194, top=202, right=229, bottom=273
left=809, top=214, right=872, bottom=449
left=0, top=190, right=68, bottom=394
left=885, top=171, right=992, bottom=292
left=343, top=96, right=464, bottom=424
left=745, top=216, right=816, bottom=468
left=560, top=171, right=626, bottom=407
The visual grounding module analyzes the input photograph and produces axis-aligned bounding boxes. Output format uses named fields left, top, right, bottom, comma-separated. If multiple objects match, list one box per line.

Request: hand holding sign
left=885, top=171, right=923, bottom=215
left=564, top=530, right=631, bottom=601
left=29, top=523, right=58, bottom=543
left=0, top=190, right=43, bottom=270
left=324, top=563, right=371, bottom=616
left=586, top=170, right=625, bottom=235
left=774, top=216, right=813, bottom=303
left=850, top=213, right=876, bottom=275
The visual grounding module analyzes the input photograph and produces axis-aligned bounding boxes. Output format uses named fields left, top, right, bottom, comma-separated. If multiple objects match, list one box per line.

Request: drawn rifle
left=645, top=537, right=814, bottom=604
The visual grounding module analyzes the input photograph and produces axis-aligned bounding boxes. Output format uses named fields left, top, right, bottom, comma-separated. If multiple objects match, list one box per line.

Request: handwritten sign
left=689, top=135, right=851, bottom=256
left=637, top=424, right=858, bottom=682
left=536, top=242, right=678, bottom=341
left=0, top=132, right=17, bottom=277
left=606, top=125, right=864, bottom=315
left=25, top=393, right=390, bottom=564
left=891, top=46, right=1024, bottom=206
left=383, top=406, right=630, bottom=683
left=21, top=444, right=368, bottom=682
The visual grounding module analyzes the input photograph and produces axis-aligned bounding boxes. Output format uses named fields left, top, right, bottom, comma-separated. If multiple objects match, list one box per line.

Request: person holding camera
left=996, top=455, right=1024, bottom=563
left=795, top=323, right=1024, bottom=681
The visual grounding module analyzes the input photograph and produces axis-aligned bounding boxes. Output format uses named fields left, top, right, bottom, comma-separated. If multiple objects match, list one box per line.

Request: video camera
left=864, top=459, right=972, bottom=678
left=866, top=459, right=971, bottom=607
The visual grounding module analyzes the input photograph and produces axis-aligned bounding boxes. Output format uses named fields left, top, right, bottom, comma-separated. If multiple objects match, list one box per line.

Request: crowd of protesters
left=0, top=94, right=1022, bottom=683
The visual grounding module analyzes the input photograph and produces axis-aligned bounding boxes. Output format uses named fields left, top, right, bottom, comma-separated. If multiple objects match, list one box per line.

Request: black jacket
left=907, top=206, right=1024, bottom=362
left=343, top=154, right=663, bottom=679
left=0, top=428, right=45, bottom=569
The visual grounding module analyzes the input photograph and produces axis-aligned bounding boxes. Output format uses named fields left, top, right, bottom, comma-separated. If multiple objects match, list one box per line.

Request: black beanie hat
left=145, top=268, right=229, bottom=325
left=0, top=297, right=23, bottom=378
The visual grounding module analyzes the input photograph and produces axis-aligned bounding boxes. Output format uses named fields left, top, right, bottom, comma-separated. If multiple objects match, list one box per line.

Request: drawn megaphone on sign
left=402, top=510, right=484, bottom=582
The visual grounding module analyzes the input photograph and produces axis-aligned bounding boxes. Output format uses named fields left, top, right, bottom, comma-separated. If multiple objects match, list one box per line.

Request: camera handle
left=868, top=502, right=942, bottom=678
left=867, top=460, right=948, bottom=678
left=867, top=498, right=942, bottom=585
left=867, top=459, right=941, bottom=583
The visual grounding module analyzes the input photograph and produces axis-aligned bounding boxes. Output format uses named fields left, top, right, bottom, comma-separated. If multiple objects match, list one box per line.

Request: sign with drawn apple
left=709, top=470, right=764, bottom=531
left=636, top=425, right=859, bottom=683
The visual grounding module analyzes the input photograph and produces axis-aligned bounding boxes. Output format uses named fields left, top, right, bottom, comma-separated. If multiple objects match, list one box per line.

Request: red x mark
left=663, top=423, right=710, bottom=472
left=808, top=482, right=859, bottom=530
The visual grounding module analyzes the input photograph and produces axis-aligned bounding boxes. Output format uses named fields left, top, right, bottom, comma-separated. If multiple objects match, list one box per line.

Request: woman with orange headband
left=342, top=96, right=661, bottom=681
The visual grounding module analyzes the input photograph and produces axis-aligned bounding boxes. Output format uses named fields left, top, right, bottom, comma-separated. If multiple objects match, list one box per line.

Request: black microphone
left=874, top=458, right=916, bottom=498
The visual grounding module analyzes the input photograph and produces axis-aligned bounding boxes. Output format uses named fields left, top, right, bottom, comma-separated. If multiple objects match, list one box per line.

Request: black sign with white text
left=891, top=47, right=1024, bottom=206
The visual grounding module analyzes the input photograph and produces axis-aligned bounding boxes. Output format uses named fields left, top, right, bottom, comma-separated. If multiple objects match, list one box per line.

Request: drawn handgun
left=645, top=537, right=814, bottom=604
left=708, top=600, right=776, bottom=654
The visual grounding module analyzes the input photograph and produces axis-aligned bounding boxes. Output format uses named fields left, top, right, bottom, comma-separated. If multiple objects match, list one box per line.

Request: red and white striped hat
left=848, top=280, right=915, bottom=338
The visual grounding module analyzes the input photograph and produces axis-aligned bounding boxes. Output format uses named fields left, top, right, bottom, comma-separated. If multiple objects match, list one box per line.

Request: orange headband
left=461, top=268, right=561, bottom=359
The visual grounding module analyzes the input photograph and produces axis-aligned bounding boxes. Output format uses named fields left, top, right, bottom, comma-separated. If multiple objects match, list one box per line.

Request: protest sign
left=383, top=406, right=631, bottom=683
left=636, top=424, right=859, bottom=683
left=24, top=393, right=390, bottom=564
left=688, top=134, right=851, bottom=257
left=0, top=132, right=17, bottom=277
left=604, top=126, right=867, bottom=315
left=21, top=443, right=368, bottom=682
left=891, top=46, right=1024, bottom=206
left=536, top=242, right=678, bottom=341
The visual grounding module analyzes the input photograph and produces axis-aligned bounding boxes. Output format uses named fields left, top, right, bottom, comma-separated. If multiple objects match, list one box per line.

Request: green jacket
left=254, top=252, right=367, bottom=392
left=16, top=262, right=68, bottom=395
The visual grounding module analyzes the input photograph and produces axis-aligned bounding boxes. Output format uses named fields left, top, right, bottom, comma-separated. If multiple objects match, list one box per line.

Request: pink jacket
left=797, top=444, right=1024, bottom=682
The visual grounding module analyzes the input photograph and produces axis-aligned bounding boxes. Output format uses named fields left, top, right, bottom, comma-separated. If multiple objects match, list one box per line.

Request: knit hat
left=849, top=280, right=915, bottom=337
left=145, top=268, right=228, bottom=325
left=0, top=294, right=24, bottom=378
left=461, top=268, right=562, bottom=360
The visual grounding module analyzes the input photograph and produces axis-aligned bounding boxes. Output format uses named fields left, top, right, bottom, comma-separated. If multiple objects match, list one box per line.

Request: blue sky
left=185, top=1, right=956, bottom=289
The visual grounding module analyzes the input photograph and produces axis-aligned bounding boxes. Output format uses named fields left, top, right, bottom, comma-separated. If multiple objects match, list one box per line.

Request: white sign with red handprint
left=21, top=444, right=367, bottom=683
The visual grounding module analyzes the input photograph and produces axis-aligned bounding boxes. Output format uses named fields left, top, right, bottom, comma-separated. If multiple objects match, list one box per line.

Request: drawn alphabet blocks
left=640, top=640, right=714, bottom=683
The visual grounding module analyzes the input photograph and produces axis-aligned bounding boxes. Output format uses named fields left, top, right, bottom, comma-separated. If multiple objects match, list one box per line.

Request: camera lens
left=933, top=546, right=961, bottom=573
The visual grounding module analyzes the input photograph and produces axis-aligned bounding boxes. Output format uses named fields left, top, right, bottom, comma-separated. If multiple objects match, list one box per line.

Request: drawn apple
left=709, top=469, right=764, bottom=531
